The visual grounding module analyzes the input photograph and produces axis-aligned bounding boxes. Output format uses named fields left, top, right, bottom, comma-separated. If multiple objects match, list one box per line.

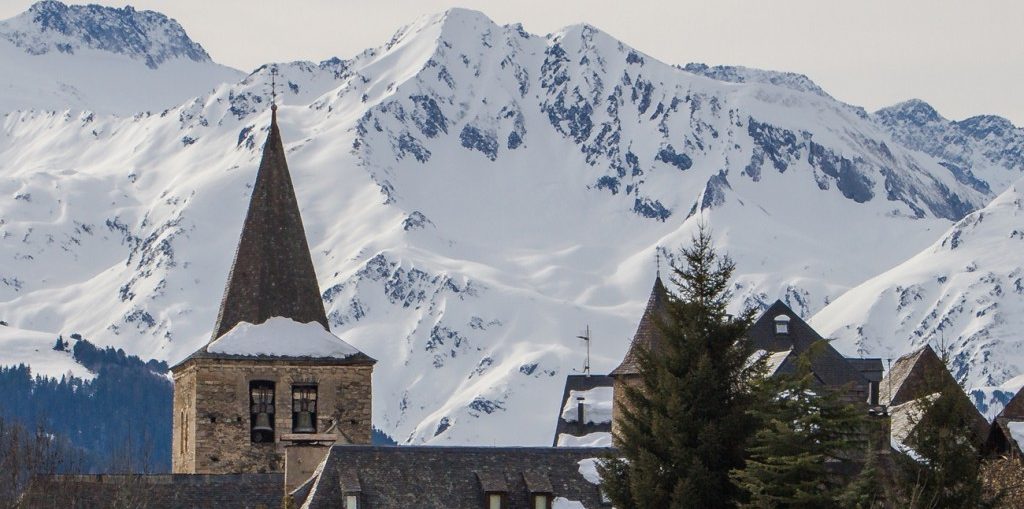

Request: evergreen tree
left=598, top=225, right=759, bottom=509
left=839, top=416, right=890, bottom=509
left=898, top=348, right=995, bottom=509
left=730, top=346, right=867, bottom=508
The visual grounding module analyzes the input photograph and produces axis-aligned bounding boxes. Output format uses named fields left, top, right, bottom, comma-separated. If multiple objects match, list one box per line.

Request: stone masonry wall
left=171, top=365, right=197, bottom=473
left=173, top=359, right=372, bottom=474
left=611, top=375, right=640, bottom=446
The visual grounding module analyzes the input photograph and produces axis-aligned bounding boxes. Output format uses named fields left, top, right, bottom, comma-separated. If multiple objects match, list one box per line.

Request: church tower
left=608, top=275, right=667, bottom=441
left=170, top=104, right=375, bottom=474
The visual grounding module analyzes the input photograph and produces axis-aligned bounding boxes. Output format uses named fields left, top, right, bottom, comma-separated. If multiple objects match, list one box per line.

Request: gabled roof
left=212, top=107, right=330, bottom=340
left=995, top=384, right=1024, bottom=422
left=610, top=276, right=668, bottom=377
left=878, top=345, right=952, bottom=407
left=747, top=300, right=868, bottom=391
left=295, top=446, right=612, bottom=509
left=21, top=473, right=283, bottom=509
left=879, top=345, right=988, bottom=444
left=552, top=374, right=614, bottom=446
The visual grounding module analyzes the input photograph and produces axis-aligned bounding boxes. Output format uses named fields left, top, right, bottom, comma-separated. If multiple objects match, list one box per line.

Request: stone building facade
left=170, top=104, right=375, bottom=475
left=172, top=360, right=372, bottom=474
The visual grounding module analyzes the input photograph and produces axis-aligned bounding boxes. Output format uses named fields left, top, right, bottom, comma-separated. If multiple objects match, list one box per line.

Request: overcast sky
left=3, top=0, right=1022, bottom=124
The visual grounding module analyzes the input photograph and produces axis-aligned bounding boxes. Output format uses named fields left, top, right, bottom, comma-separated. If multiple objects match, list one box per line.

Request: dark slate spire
left=610, top=276, right=668, bottom=376
left=211, top=107, right=330, bottom=339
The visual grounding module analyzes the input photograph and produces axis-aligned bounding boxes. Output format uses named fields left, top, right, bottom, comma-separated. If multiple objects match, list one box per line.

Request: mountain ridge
left=0, top=6, right=1022, bottom=445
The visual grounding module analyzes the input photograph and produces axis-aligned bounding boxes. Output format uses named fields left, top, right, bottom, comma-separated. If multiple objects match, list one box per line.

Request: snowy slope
left=0, top=322, right=93, bottom=380
left=813, top=178, right=1024, bottom=389
left=0, top=1, right=242, bottom=114
left=0, top=7, right=1021, bottom=445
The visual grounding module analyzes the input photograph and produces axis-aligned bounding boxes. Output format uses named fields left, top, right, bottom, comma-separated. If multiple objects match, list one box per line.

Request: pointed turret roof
left=210, top=107, right=330, bottom=339
left=610, top=276, right=669, bottom=377
left=171, top=107, right=373, bottom=370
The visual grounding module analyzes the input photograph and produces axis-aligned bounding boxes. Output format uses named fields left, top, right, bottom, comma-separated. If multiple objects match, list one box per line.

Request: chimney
left=576, top=397, right=586, bottom=434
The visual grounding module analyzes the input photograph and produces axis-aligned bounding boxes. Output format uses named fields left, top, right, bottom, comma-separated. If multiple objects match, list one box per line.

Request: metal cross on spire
left=655, top=248, right=661, bottom=277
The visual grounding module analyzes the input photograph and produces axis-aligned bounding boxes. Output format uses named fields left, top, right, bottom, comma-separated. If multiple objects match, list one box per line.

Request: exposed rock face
left=0, top=0, right=212, bottom=68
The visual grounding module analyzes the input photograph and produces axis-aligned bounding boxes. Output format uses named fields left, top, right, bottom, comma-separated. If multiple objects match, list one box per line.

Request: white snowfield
left=207, top=317, right=361, bottom=358
left=560, top=387, right=614, bottom=424
left=0, top=4, right=1022, bottom=444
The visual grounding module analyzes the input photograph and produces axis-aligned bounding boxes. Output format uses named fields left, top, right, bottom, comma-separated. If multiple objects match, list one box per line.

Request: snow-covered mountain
left=0, top=1, right=242, bottom=114
left=812, top=178, right=1024, bottom=389
left=875, top=99, right=1024, bottom=200
left=0, top=6, right=1021, bottom=444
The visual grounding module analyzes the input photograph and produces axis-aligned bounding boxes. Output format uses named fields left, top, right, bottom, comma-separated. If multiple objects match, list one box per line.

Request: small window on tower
left=774, top=314, right=791, bottom=335
left=292, top=385, right=318, bottom=434
left=250, top=381, right=275, bottom=443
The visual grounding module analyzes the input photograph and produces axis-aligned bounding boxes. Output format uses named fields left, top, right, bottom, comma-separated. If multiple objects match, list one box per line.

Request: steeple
left=610, top=275, right=669, bottom=376
left=211, top=107, right=330, bottom=339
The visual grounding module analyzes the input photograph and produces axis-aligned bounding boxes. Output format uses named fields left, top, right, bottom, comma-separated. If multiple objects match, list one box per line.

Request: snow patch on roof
left=207, top=317, right=361, bottom=358
left=557, top=432, right=611, bottom=447
left=1007, top=421, right=1024, bottom=449
left=577, top=458, right=601, bottom=485
left=560, top=386, right=613, bottom=424
left=553, top=498, right=586, bottom=509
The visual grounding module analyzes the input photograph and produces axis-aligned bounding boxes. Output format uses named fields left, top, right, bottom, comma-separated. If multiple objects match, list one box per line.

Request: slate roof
left=610, top=276, right=668, bottom=376
left=213, top=106, right=330, bottom=339
left=295, top=446, right=613, bottom=509
left=747, top=300, right=871, bottom=397
left=987, top=376, right=1024, bottom=456
left=878, top=345, right=988, bottom=444
left=552, top=374, right=614, bottom=446
left=171, top=108, right=374, bottom=370
left=847, top=358, right=884, bottom=383
left=20, top=473, right=283, bottom=509
left=994, top=384, right=1024, bottom=422
left=878, top=345, right=958, bottom=407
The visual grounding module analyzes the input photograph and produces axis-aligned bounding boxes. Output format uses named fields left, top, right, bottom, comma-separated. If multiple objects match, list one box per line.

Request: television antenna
left=577, top=325, right=592, bottom=377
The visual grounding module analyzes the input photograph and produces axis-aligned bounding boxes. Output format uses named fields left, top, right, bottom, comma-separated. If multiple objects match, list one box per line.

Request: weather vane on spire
left=656, top=248, right=661, bottom=277
left=270, top=66, right=278, bottom=111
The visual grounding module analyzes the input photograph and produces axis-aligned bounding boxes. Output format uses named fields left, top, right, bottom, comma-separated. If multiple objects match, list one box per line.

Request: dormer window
left=344, top=494, right=359, bottom=509
left=533, top=494, right=552, bottom=509
left=774, top=314, right=790, bottom=335
left=487, top=493, right=506, bottom=509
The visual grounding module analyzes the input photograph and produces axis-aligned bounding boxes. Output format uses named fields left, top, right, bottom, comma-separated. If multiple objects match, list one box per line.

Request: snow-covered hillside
left=813, top=178, right=1024, bottom=389
left=0, top=1, right=242, bottom=114
left=0, top=7, right=1021, bottom=444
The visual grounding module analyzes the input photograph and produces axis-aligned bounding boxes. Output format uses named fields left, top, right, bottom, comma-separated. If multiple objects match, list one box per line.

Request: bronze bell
left=293, top=411, right=316, bottom=433
left=252, top=412, right=273, bottom=432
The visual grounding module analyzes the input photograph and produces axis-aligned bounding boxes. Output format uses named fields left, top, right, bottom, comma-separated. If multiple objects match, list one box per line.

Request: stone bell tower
left=170, top=101, right=375, bottom=475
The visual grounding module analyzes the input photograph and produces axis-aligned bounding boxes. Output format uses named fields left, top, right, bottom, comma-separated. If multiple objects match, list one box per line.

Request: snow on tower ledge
left=207, top=317, right=361, bottom=359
